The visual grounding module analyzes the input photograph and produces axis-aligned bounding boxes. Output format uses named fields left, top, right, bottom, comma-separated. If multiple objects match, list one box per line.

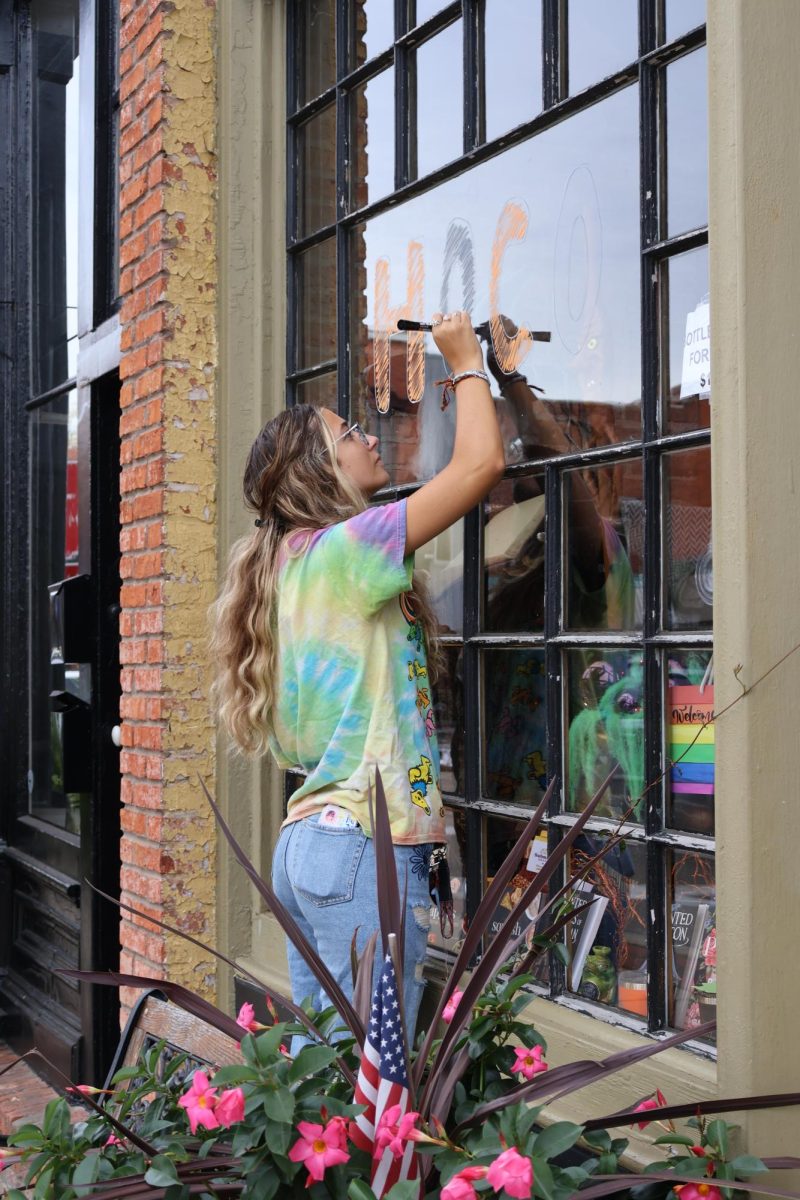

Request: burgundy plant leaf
left=198, top=774, right=364, bottom=1044
left=584, top=1090, right=800, bottom=1131
left=570, top=1169, right=800, bottom=1200
left=367, top=768, right=404, bottom=963
left=353, top=929, right=379, bottom=1026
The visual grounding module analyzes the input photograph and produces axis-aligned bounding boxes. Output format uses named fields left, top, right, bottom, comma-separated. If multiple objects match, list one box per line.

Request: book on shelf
left=568, top=883, right=610, bottom=990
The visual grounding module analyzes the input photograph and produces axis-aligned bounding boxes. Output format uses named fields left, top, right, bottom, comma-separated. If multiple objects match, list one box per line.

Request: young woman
left=211, top=311, right=505, bottom=1037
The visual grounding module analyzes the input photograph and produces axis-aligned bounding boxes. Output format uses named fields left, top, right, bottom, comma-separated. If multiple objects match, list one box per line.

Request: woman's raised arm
left=405, top=311, right=506, bottom=555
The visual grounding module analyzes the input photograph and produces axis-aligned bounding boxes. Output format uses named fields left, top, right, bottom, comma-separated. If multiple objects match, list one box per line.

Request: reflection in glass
left=295, top=371, right=338, bottom=409
left=566, top=840, right=647, bottom=1015
left=484, top=475, right=545, bottom=634
left=665, top=446, right=712, bottom=629
left=665, top=650, right=714, bottom=835
left=417, top=519, right=463, bottom=635
left=350, top=0, right=395, bottom=68
left=568, top=0, right=638, bottom=95
left=485, top=0, right=541, bottom=141
left=297, top=238, right=337, bottom=369
left=566, top=649, right=645, bottom=820
left=29, top=390, right=85, bottom=832
left=667, top=48, right=708, bottom=237
left=297, top=105, right=337, bottom=238
left=565, top=460, right=639, bottom=630
left=433, top=646, right=463, bottom=794
left=426, top=806, right=467, bottom=956
left=351, top=85, right=641, bottom=485
left=297, top=0, right=335, bottom=106
left=32, top=0, right=80, bottom=394
left=415, top=22, right=463, bottom=178
left=350, top=69, right=395, bottom=211
left=669, top=849, right=715, bottom=1038
left=665, top=0, right=706, bottom=43
left=665, top=245, right=710, bottom=433
left=482, top=648, right=547, bottom=806
left=484, top=814, right=551, bottom=985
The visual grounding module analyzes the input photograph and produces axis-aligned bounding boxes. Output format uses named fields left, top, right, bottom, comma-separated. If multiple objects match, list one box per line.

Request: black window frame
left=285, top=0, right=712, bottom=1051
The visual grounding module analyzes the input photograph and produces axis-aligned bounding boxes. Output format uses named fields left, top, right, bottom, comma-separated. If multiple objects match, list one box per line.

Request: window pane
left=566, top=649, right=644, bottom=821
left=485, top=0, right=542, bottom=140
left=296, top=238, right=337, bottom=369
left=484, top=474, right=545, bottom=634
left=415, top=22, right=463, bottom=178
left=566, top=839, right=647, bottom=1015
left=350, top=0, right=395, bottom=68
left=414, top=0, right=450, bottom=25
left=669, top=849, right=715, bottom=1039
left=295, top=371, right=338, bottom=409
left=568, top=0, right=638, bottom=95
left=29, top=389, right=87, bottom=832
left=32, top=0, right=80, bottom=394
left=664, top=244, right=710, bottom=434
left=417, top=520, right=463, bottom=635
left=296, top=0, right=335, bottom=107
left=297, top=105, right=336, bottom=238
left=565, top=459, right=641, bottom=631
left=666, top=48, right=708, bottom=237
left=665, top=649, right=714, bottom=835
left=485, top=814, right=551, bottom=984
left=664, top=446, right=712, bottom=630
left=351, top=85, right=641, bottom=484
left=349, top=69, right=395, bottom=210
left=665, top=0, right=706, bottom=42
left=434, top=646, right=464, bottom=793
left=483, top=648, right=548, bottom=806
left=426, top=806, right=467, bottom=956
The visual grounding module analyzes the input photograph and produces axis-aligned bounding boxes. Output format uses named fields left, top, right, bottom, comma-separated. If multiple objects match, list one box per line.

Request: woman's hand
left=431, top=310, right=484, bottom=374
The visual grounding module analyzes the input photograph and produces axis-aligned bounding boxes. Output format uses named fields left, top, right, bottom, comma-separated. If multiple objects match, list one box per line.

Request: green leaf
left=263, top=1085, right=295, bottom=1123
left=254, top=1023, right=290, bottom=1062
left=730, top=1155, right=767, bottom=1175
left=582, top=1130, right=612, bottom=1152
left=144, top=1154, right=181, bottom=1187
left=534, top=1121, right=583, bottom=1159
left=596, top=1152, right=620, bottom=1175
left=211, top=1064, right=262, bottom=1086
left=72, top=1153, right=102, bottom=1186
left=110, top=1064, right=144, bottom=1084
left=654, top=1134, right=697, bottom=1147
left=4, top=1191, right=29, bottom=1199
left=532, top=1157, right=555, bottom=1200
left=553, top=942, right=570, bottom=967
left=348, top=1180, right=378, bottom=1200
left=706, top=1120, right=730, bottom=1157
left=288, top=1043, right=339, bottom=1083
left=33, top=1165, right=54, bottom=1200
left=384, top=1183, right=421, bottom=1200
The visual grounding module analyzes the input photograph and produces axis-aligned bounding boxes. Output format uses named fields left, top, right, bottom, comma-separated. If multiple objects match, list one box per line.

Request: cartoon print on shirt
left=408, top=754, right=434, bottom=815
left=415, top=687, right=431, bottom=714
left=400, top=593, right=423, bottom=652
left=425, top=709, right=436, bottom=739
left=407, top=659, right=428, bottom=681
left=524, top=749, right=547, bottom=787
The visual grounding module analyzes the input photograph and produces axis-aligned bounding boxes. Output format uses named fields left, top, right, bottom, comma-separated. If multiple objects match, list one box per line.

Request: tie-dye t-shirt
left=269, top=500, right=445, bottom=845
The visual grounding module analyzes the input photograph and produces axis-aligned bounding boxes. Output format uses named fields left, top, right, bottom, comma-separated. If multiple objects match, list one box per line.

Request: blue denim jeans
left=271, top=813, right=433, bottom=1044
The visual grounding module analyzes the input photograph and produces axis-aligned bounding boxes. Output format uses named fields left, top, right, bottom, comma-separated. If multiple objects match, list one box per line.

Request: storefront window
left=287, top=1, right=711, bottom=1044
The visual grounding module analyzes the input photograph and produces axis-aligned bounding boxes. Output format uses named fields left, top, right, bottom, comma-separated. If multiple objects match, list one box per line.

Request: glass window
left=666, top=48, right=708, bottom=237
left=664, top=244, right=710, bottom=433
left=665, top=0, right=706, bottom=43
left=295, top=371, right=338, bottom=409
left=350, top=85, right=641, bottom=484
left=32, top=0, right=80, bottom=395
left=414, top=0, right=450, bottom=26
left=349, top=69, right=395, bottom=210
left=434, top=647, right=464, bottom=794
left=669, top=849, right=715, bottom=1036
left=484, top=474, right=545, bottom=634
left=296, top=105, right=337, bottom=238
left=482, top=648, right=547, bottom=806
left=568, top=0, right=638, bottom=95
left=350, top=0, right=395, bottom=68
left=484, top=814, right=551, bottom=985
left=297, top=0, right=336, bottom=107
left=417, top=520, right=464, bottom=636
left=665, top=649, right=714, bottom=835
left=414, top=22, right=463, bottom=179
left=296, top=238, right=337, bottom=370
left=664, top=446, right=712, bottom=630
left=485, top=0, right=542, bottom=141
left=565, top=458, right=642, bottom=631
left=566, top=649, right=645, bottom=822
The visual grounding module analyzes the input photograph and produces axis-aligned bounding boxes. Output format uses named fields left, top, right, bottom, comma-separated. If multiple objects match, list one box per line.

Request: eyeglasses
left=321, top=422, right=371, bottom=455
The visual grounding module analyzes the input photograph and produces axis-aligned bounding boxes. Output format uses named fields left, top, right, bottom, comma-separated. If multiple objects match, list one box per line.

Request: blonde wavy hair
left=210, top=405, right=441, bottom=756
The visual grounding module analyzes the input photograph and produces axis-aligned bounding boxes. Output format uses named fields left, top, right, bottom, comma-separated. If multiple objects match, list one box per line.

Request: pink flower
left=632, top=1089, right=667, bottom=1129
left=236, top=1002, right=261, bottom=1032
left=374, top=1105, right=424, bottom=1158
left=215, top=1086, right=246, bottom=1127
left=104, top=1133, right=122, bottom=1147
left=177, top=1070, right=220, bottom=1134
left=0, top=1148, right=19, bottom=1171
left=288, top=1119, right=350, bottom=1185
left=442, top=988, right=465, bottom=1023
left=486, top=1147, right=534, bottom=1199
left=441, top=1165, right=488, bottom=1200
left=68, top=1084, right=106, bottom=1096
left=674, top=1185, right=724, bottom=1200
left=510, top=1044, right=548, bottom=1081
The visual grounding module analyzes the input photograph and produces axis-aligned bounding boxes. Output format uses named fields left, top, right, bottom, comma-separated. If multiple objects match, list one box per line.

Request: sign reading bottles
left=680, top=300, right=710, bottom=398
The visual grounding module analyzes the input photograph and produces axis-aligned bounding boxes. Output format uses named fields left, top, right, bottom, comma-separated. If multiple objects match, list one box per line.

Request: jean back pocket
left=289, top=818, right=366, bottom=907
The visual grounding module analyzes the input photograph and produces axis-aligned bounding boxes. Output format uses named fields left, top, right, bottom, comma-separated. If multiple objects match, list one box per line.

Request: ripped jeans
left=271, top=813, right=433, bottom=1044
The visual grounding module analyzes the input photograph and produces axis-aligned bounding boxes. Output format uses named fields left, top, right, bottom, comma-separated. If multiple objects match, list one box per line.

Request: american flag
left=350, top=953, right=419, bottom=1197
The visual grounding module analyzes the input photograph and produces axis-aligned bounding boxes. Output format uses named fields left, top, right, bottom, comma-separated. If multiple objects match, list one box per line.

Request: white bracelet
left=436, top=369, right=491, bottom=409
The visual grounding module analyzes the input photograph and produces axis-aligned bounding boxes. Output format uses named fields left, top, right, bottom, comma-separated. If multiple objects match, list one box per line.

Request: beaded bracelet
left=435, top=368, right=491, bottom=410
